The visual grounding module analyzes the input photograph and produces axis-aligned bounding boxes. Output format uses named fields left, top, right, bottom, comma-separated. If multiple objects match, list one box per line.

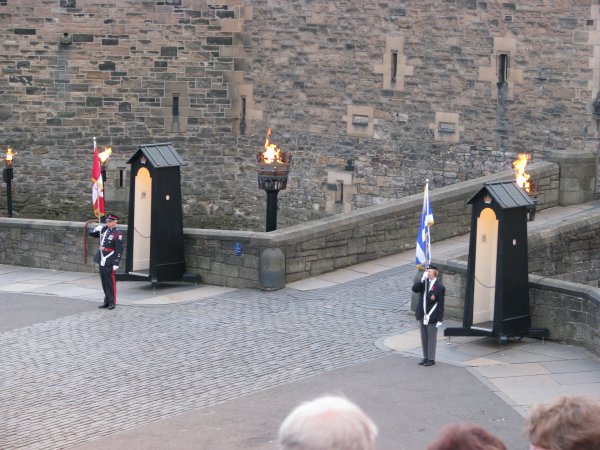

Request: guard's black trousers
left=99, top=264, right=117, bottom=306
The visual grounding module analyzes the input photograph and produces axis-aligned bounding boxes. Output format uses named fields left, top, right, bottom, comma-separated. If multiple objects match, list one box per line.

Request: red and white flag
left=91, top=137, right=105, bottom=218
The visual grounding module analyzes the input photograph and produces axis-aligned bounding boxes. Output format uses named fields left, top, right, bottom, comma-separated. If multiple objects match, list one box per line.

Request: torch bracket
left=257, top=161, right=291, bottom=191
left=258, top=174, right=288, bottom=191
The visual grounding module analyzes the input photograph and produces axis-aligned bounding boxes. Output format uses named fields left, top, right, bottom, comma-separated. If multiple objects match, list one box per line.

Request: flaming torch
left=512, top=153, right=532, bottom=193
left=3, top=147, right=16, bottom=217
left=98, top=146, right=112, bottom=186
left=512, top=152, right=537, bottom=221
left=256, top=128, right=292, bottom=231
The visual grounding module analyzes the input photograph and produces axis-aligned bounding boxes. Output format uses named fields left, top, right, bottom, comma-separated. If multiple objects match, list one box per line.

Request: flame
left=4, top=147, right=16, bottom=167
left=98, top=146, right=112, bottom=165
left=258, top=128, right=285, bottom=164
left=512, top=153, right=531, bottom=192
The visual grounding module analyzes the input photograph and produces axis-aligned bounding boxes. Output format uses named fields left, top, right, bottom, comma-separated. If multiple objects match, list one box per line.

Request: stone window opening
left=172, top=95, right=180, bottom=117
left=352, top=114, right=370, bottom=127
left=345, top=105, right=374, bottom=137
left=498, top=53, right=509, bottom=85
left=240, top=96, right=247, bottom=135
left=438, top=122, right=456, bottom=133
left=391, top=51, right=398, bottom=85
left=118, top=168, right=126, bottom=188
left=335, top=180, right=344, bottom=204
left=326, top=170, right=354, bottom=214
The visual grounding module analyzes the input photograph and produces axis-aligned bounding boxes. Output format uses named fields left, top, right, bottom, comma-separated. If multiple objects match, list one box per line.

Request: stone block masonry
left=0, top=162, right=559, bottom=288
left=0, top=219, right=102, bottom=272
left=528, top=209, right=600, bottom=286
left=0, top=1, right=597, bottom=229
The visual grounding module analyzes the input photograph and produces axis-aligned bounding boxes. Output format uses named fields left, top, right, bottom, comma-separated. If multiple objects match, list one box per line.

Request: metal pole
left=6, top=178, right=12, bottom=217
left=3, top=167, right=13, bottom=217
left=101, top=167, right=107, bottom=215
left=265, top=189, right=279, bottom=232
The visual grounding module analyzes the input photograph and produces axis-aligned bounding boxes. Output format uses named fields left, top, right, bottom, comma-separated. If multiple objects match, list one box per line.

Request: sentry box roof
left=466, top=181, right=535, bottom=209
left=127, top=142, right=185, bottom=168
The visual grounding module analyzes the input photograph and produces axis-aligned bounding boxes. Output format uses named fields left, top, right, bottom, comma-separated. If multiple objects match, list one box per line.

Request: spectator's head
left=425, top=422, right=506, bottom=450
left=525, top=395, right=600, bottom=450
left=278, top=395, right=377, bottom=450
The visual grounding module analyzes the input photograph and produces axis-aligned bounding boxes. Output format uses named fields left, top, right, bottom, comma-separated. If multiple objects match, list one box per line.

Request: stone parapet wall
left=440, top=261, right=600, bottom=356
left=529, top=209, right=600, bottom=286
left=529, top=278, right=600, bottom=356
left=0, top=162, right=558, bottom=287
left=183, top=228, right=264, bottom=288
left=0, top=219, right=100, bottom=272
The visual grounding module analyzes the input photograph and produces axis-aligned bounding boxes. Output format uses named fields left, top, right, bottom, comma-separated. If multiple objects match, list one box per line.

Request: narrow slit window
left=335, top=180, right=344, bottom=204
left=391, top=51, right=398, bottom=85
left=352, top=114, right=369, bottom=127
left=240, top=96, right=247, bottom=135
left=498, top=54, right=509, bottom=84
left=118, top=169, right=125, bottom=188
left=438, top=122, right=456, bottom=133
left=172, top=95, right=180, bottom=117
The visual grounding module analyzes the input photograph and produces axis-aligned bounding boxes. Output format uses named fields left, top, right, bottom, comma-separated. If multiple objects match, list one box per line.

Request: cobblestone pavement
left=0, top=265, right=417, bottom=450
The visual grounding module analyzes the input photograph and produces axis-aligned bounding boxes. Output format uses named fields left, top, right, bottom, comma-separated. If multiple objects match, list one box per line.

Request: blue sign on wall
left=233, top=242, right=243, bottom=256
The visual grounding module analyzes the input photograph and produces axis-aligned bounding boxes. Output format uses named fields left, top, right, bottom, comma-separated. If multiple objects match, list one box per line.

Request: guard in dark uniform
left=89, top=213, right=124, bottom=310
left=412, top=264, right=445, bottom=366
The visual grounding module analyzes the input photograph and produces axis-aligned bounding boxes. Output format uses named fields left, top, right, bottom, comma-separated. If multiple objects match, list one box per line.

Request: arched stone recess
left=374, top=36, right=414, bottom=91
left=478, top=36, right=523, bottom=100
left=429, top=112, right=465, bottom=143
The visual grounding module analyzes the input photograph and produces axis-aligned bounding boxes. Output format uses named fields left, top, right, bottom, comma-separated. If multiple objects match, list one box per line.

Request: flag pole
left=425, top=178, right=431, bottom=266
left=91, top=136, right=105, bottom=224
left=94, top=137, right=100, bottom=224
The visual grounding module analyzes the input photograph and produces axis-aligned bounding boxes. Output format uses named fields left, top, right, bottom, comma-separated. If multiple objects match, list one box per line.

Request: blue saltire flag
left=416, top=180, right=434, bottom=269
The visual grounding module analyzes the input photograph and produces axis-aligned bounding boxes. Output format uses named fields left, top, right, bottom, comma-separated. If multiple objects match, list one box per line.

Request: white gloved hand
left=436, top=322, right=442, bottom=328
left=113, top=265, right=119, bottom=271
left=93, top=225, right=103, bottom=232
left=421, top=271, right=428, bottom=282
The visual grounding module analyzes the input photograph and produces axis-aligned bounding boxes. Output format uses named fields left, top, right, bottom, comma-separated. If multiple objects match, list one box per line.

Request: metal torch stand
left=258, top=172, right=289, bottom=232
left=265, top=190, right=279, bottom=232
left=3, top=167, right=13, bottom=217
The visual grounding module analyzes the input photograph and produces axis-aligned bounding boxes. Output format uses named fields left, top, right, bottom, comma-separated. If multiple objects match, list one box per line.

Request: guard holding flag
left=89, top=214, right=123, bottom=310
left=412, top=180, right=443, bottom=365
left=412, top=264, right=445, bottom=366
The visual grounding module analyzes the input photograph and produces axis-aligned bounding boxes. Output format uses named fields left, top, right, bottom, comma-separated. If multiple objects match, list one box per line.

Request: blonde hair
left=525, top=395, right=600, bottom=450
left=278, top=395, right=377, bottom=450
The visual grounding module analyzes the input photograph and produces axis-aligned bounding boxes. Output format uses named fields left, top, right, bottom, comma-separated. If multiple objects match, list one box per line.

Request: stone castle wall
left=0, top=1, right=597, bottom=228
left=0, top=161, right=559, bottom=287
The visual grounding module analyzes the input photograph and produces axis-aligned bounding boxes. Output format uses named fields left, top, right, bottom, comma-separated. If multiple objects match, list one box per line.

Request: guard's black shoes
left=98, top=304, right=109, bottom=309
left=418, top=359, right=427, bottom=365
left=108, top=304, right=115, bottom=310
left=423, top=360, right=435, bottom=366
